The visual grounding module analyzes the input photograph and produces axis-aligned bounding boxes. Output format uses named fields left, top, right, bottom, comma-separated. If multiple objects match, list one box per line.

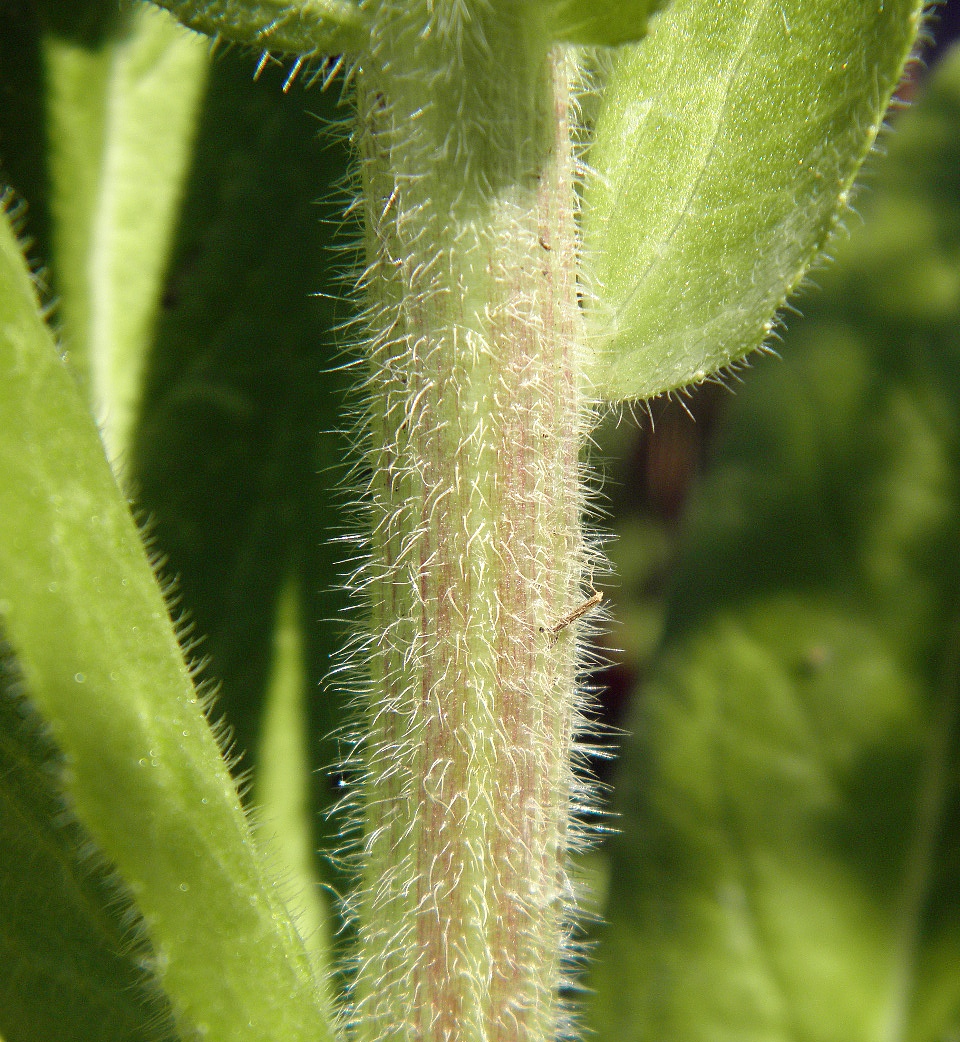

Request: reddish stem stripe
left=349, top=34, right=592, bottom=1042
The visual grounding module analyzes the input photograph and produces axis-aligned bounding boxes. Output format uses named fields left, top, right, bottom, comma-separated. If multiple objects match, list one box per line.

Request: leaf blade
left=581, top=0, right=924, bottom=401
left=0, top=205, right=333, bottom=1042
left=545, top=0, right=667, bottom=46
left=42, top=2, right=208, bottom=460
left=0, top=654, right=181, bottom=1042
left=147, top=0, right=370, bottom=55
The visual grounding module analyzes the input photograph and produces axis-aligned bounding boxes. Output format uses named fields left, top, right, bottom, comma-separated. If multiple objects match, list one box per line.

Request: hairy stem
left=349, top=6, right=594, bottom=1042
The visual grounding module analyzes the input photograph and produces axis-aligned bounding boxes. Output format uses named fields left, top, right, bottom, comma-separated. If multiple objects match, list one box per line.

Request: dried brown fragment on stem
left=540, top=588, right=603, bottom=644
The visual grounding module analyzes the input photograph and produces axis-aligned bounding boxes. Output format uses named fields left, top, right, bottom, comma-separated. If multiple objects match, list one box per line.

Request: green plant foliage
left=0, top=204, right=332, bottom=1041
left=1, top=3, right=353, bottom=1031
left=590, top=44, right=960, bottom=1041
left=0, top=651, right=180, bottom=1042
left=39, top=0, right=208, bottom=460
left=148, top=0, right=369, bottom=54
left=127, top=43, right=353, bottom=894
left=0, top=0, right=935, bottom=1037
left=581, top=0, right=924, bottom=401
left=255, top=578, right=331, bottom=980
left=547, top=0, right=667, bottom=46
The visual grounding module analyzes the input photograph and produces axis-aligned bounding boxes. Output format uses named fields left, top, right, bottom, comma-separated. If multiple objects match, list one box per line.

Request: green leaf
left=0, top=207, right=333, bottom=1041
left=40, top=0, right=208, bottom=460
left=546, top=0, right=667, bottom=46
left=255, top=578, right=331, bottom=980
left=127, top=47, right=354, bottom=902
left=590, top=45, right=960, bottom=1042
left=581, top=0, right=923, bottom=401
left=147, top=0, right=370, bottom=55
left=0, top=651, right=181, bottom=1042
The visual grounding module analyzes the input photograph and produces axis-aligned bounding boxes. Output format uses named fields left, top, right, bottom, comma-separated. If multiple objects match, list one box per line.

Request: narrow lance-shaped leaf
left=0, top=205, right=334, bottom=1042
left=581, top=0, right=924, bottom=401
left=42, top=1, right=208, bottom=460
left=255, top=578, right=331, bottom=982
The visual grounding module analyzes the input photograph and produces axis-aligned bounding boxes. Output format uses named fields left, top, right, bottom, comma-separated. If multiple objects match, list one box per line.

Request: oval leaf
left=581, top=0, right=923, bottom=401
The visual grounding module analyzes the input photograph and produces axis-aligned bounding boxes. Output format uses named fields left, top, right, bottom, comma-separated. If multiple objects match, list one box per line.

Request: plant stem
left=350, top=6, right=593, bottom=1041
